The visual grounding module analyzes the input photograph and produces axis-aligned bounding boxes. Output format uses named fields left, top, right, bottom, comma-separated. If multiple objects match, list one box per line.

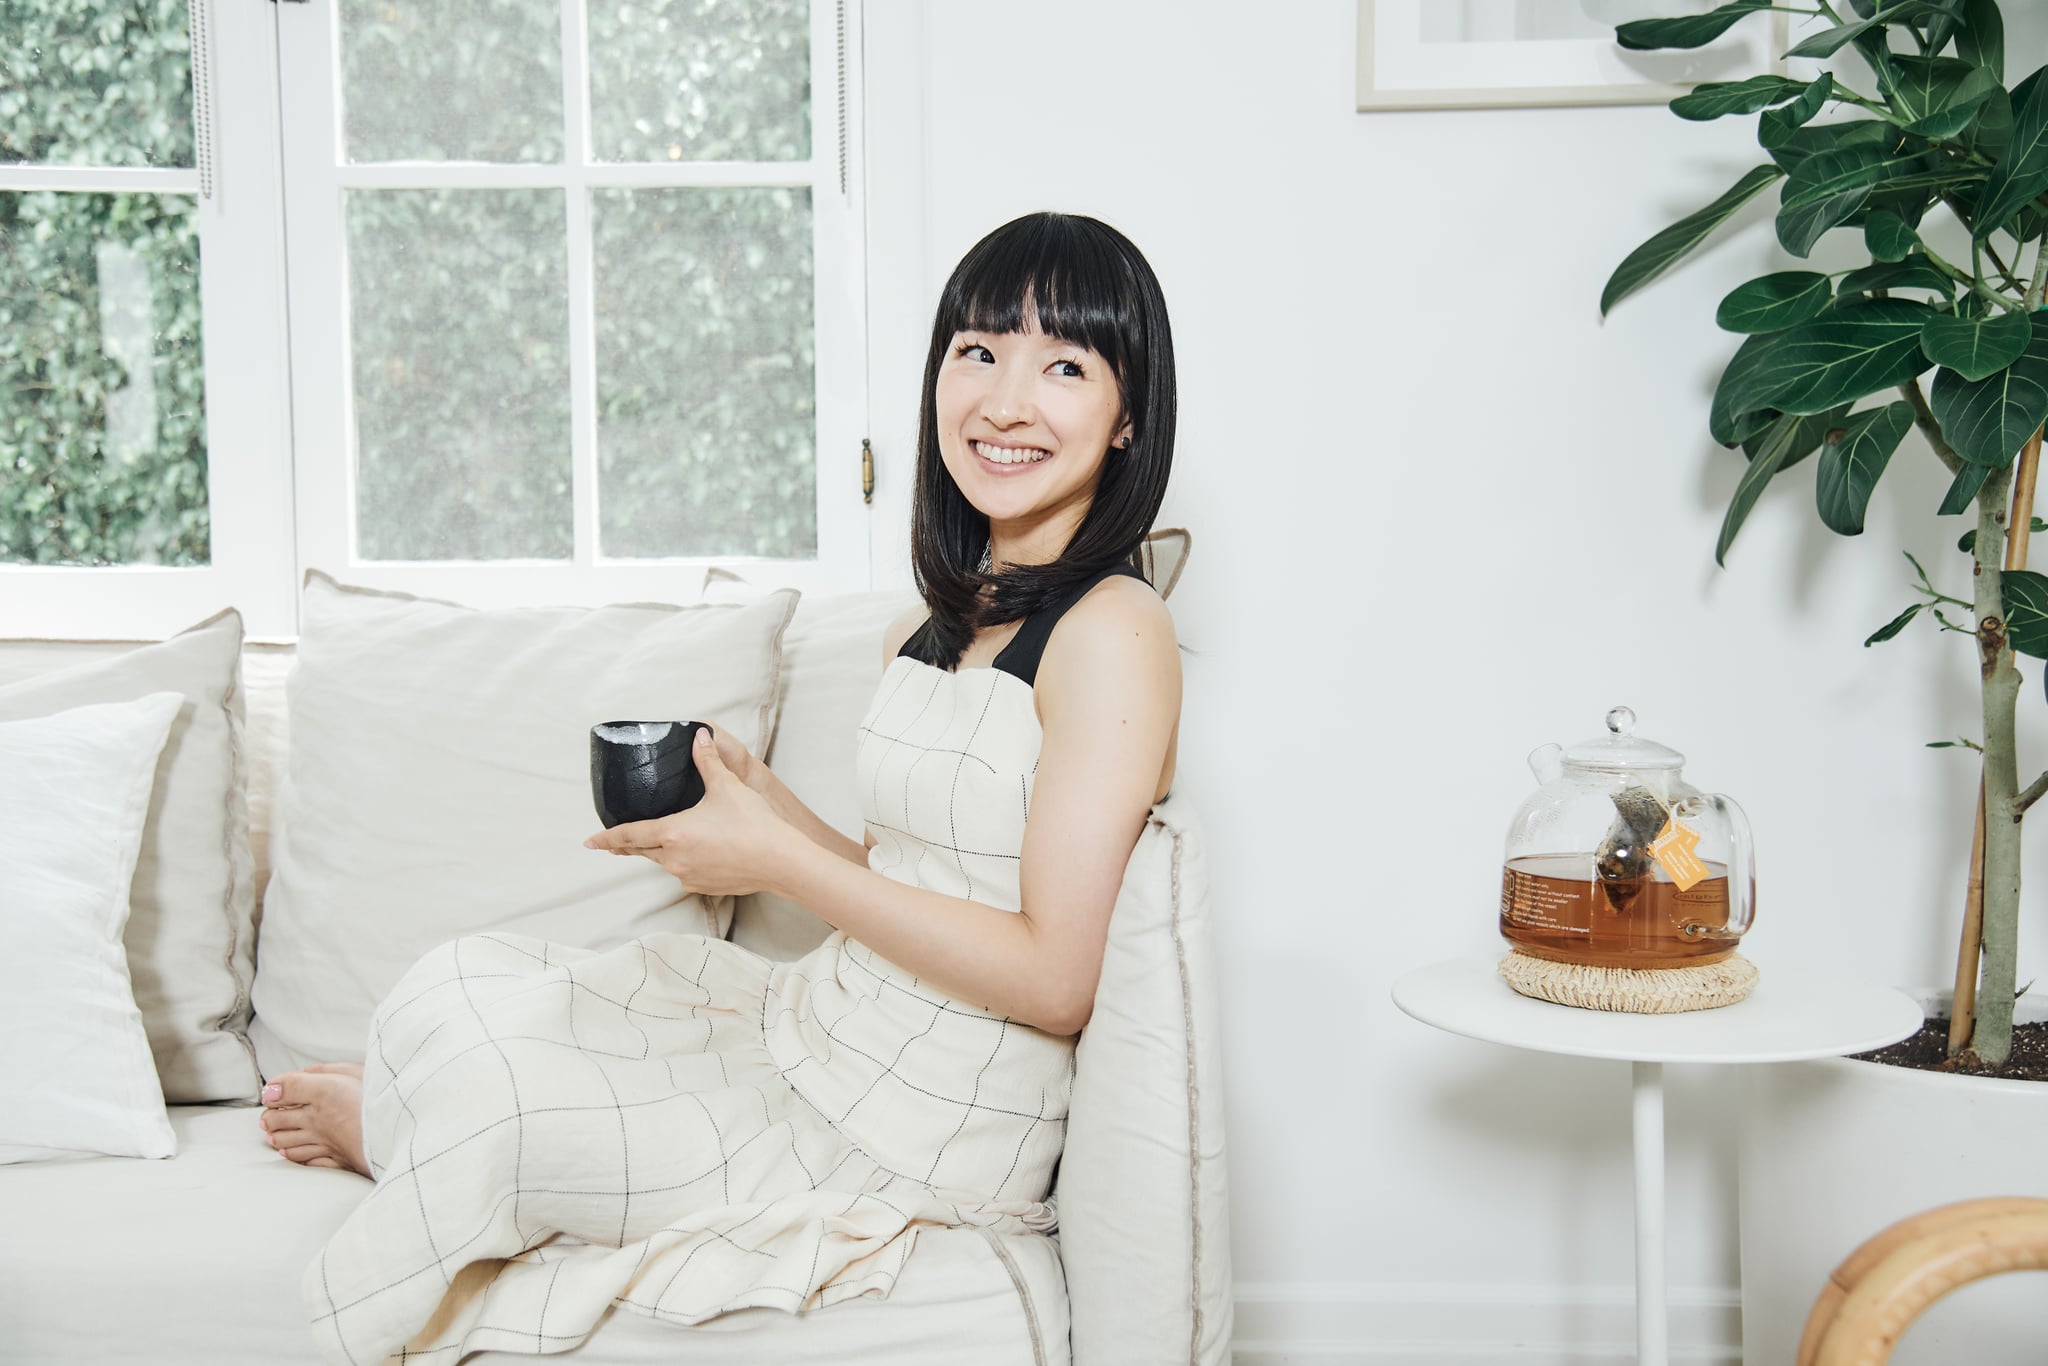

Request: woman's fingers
left=584, top=818, right=665, bottom=852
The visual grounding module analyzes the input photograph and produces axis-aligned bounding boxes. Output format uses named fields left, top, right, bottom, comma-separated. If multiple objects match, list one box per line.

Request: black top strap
left=899, top=561, right=1148, bottom=686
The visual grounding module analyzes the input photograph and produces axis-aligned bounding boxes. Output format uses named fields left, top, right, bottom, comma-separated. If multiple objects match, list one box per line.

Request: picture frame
left=1356, top=0, right=1786, bottom=112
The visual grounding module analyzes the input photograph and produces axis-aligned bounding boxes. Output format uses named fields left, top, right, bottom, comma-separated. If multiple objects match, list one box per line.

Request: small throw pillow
left=0, top=693, right=184, bottom=1163
left=248, top=573, right=799, bottom=1076
left=0, top=610, right=260, bottom=1102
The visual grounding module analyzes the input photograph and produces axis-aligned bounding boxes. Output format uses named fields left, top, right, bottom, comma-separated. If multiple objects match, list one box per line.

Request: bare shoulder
left=881, top=600, right=931, bottom=666
left=1039, top=574, right=1180, bottom=702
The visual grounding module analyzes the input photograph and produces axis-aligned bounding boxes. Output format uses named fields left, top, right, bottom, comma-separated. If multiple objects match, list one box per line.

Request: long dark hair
left=903, top=212, right=1177, bottom=670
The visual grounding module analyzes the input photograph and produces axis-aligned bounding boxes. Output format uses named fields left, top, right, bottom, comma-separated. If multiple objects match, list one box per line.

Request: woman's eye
left=1052, top=358, right=1086, bottom=378
left=953, top=342, right=993, bottom=363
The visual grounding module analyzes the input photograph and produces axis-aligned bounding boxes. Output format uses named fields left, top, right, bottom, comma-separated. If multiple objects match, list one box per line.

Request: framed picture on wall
left=1356, top=0, right=1786, bottom=111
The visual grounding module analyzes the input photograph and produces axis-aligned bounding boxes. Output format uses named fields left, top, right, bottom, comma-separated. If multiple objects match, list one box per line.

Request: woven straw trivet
left=1498, top=950, right=1758, bottom=1014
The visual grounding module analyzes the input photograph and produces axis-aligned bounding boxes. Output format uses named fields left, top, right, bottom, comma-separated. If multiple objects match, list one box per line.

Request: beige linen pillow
left=248, top=573, right=798, bottom=1077
left=1059, top=796, right=1233, bottom=1366
left=0, top=611, right=260, bottom=1103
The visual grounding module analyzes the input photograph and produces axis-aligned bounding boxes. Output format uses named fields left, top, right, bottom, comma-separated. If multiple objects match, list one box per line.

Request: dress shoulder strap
left=991, top=561, right=1146, bottom=688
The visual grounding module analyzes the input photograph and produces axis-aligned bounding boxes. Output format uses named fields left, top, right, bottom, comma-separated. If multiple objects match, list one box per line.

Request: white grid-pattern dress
left=303, top=655, right=1072, bottom=1366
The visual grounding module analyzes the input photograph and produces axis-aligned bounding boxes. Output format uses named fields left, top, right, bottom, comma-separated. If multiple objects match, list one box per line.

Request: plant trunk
left=1972, top=464, right=2021, bottom=1068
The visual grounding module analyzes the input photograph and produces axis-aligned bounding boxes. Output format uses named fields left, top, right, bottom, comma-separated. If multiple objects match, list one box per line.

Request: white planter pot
left=1739, top=991, right=2048, bottom=1365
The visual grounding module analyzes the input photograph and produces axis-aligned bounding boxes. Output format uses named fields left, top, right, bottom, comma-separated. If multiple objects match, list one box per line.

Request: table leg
left=1633, top=1059, right=1667, bottom=1366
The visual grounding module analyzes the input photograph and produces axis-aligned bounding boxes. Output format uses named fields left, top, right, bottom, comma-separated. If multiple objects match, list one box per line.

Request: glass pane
left=339, top=0, right=562, bottom=163
left=593, top=187, right=814, bottom=559
left=0, top=0, right=194, bottom=167
left=347, top=190, right=571, bottom=561
left=0, top=191, right=208, bottom=566
left=588, top=0, right=810, bottom=163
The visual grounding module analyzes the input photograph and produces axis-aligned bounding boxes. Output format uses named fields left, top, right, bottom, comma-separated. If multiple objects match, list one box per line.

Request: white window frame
left=273, top=0, right=870, bottom=610
left=0, top=0, right=298, bottom=639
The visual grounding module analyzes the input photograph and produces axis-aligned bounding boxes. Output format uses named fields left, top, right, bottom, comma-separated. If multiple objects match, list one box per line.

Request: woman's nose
left=986, top=363, right=1036, bottom=424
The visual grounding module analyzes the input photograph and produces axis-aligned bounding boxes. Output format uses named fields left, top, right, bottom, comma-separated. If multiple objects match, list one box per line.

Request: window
left=2, top=0, right=867, bottom=636
left=1, top=0, right=296, bottom=636
left=276, top=0, right=868, bottom=608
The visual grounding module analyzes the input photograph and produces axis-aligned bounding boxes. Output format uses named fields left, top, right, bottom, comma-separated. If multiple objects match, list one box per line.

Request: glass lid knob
left=1606, top=705, right=1636, bottom=737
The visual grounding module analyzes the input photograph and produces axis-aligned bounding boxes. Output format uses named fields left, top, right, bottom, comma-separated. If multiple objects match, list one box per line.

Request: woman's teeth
left=973, top=440, right=1050, bottom=466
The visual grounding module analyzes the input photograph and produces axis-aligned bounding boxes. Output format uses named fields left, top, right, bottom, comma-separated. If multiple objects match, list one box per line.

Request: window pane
left=339, top=0, right=562, bottom=164
left=0, top=0, right=194, bottom=167
left=593, top=187, right=814, bottom=560
left=587, top=0, right=809, bottom=164
left=347, top=190, right=571, bottom=561
left=0, top=191, right=208, bottom=566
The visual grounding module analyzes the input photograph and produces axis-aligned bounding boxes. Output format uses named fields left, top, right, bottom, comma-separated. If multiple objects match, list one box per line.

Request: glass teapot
left=1499, top=706, right=1755, bottom=970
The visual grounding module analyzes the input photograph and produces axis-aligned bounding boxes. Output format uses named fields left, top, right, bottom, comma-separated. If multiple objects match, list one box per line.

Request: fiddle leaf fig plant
left=1602, top=0, right=2048, bottom=1068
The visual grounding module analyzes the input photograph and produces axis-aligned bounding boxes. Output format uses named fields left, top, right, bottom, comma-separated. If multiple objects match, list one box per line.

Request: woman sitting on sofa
left=257, top=210, right=1182, bottom=1361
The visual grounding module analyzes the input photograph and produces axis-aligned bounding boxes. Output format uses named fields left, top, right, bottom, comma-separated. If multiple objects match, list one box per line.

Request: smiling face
left=932, top=316, right=1131, bottom=564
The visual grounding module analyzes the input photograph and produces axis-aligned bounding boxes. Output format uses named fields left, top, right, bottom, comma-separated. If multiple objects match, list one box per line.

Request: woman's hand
left=584, top=726, right=794, bottom=896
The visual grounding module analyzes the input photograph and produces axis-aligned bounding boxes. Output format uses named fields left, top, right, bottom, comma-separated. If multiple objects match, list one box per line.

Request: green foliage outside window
left=1, top=0, right=206, bottom=566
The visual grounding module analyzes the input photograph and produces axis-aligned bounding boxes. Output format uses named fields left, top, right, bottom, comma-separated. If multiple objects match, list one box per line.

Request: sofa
left=0, top=547, right=1230, bottom=1366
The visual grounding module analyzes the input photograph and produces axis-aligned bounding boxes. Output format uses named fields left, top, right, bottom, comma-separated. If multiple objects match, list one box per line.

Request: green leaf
left=2004, top=569, right=2048, bottom=658
left=1921, top=309, right=2033, bottom=382
left=1732, top=298, right=1935, bottom=417
left=1974, top=66, right=2048, bottom=241
left=1717, top=412, right=1802, bottom=565
left=1837, top=255, right=1954, bottom=298
left=1776, top=135, right=1931, bottom=257
left=1785, top=7, right=1908, bottom=58
left=1929, top=313, right=2048, bottom=466
left=1602, top=165, right=1785, bottom=316
left=1767, top=119, right=1898, bottom=176
left=1617, top=0, right=1771, bottom=51
left=1711, top=331, right=1792, bottom=445
left=1816, top=402, right=1914, bottom=534
left=1760, top=74, right=1837, bottom=150
left=1939, top=460, right=1992, bottom=513
left=1864, top=209, right=1919, bottom=261
left=1670, top=74, right=1810, bottom=121
left=1957, top=0, right=2004, bottom=75
left=1717, top=272, right=1834, bottom=333
left=1881, top=55, right=2001, bottom=138
left=1866, top=602, right=1923, bottom=645
left=1743, top=404, right=1851, bottom=471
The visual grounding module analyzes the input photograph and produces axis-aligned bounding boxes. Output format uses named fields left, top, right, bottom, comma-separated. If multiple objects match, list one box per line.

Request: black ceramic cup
left=590, top=720, right=709, bottom=829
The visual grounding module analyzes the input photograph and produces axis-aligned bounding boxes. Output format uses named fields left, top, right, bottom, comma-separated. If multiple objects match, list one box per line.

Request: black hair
left=902, top=211, right=1177, bottom=671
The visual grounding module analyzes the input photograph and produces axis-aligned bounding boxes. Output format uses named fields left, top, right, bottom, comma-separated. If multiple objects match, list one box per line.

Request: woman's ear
left=1112, top=420, right=1133, bottom=451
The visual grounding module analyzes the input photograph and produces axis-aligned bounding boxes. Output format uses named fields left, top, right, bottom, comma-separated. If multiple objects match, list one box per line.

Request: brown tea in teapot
left=1499, top=853, right=1733, bottom=969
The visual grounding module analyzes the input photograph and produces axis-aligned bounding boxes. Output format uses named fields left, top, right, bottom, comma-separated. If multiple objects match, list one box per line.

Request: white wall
left=866, top=2, right=2046, bottom=1359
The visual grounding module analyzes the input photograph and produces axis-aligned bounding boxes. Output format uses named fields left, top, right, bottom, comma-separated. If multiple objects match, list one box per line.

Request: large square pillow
left=0, top=693, right=184, bottom=1162
left=248, top=573, right=798, bottom=1076
left=0, top=610, right=260, bottom=1102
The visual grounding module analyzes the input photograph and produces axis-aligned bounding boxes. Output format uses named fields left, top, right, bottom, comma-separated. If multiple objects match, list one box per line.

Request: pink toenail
left=262, top=1083, right=280, bottom=1102
left=262, top=1130, right=274, bottom=1147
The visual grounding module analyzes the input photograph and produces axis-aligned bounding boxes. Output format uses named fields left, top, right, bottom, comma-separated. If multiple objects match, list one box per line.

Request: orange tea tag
left=1650, top=816, right=1708, bottom=892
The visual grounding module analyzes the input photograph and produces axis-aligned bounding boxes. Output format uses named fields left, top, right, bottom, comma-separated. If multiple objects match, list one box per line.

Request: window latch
left=861, top=438, right=874, bottom=505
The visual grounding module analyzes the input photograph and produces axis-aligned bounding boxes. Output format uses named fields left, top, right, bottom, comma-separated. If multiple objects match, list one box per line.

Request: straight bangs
left=941, top=217, right=1138, bottom=405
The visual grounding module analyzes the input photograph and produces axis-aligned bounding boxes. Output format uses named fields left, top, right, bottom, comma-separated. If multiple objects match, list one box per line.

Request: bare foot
left=259, top=1062, right=370, bottom=1176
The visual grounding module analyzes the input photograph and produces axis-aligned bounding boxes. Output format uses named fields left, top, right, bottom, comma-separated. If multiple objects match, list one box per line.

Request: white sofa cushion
left=248, top=573, right=798, bottom=1076
left=1060, top=796, right=1234, bottom=1366
left=0, top=1106, right=1066, bottom=1365
left=0, top=693, right=182, bottom=1163
left=0, top=610, right=261, bottom=1102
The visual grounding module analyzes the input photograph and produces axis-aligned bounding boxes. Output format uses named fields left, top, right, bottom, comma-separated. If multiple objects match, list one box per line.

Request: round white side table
left=1391, top=955, right=1921, bottom=1366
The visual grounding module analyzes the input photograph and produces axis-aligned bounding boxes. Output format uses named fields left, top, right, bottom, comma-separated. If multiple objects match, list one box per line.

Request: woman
left=261, top=211, right=1181, bottom=1363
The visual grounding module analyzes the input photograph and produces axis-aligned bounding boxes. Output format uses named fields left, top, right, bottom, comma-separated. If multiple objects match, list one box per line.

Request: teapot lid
left=1561, top=706, right=1684, bottom=771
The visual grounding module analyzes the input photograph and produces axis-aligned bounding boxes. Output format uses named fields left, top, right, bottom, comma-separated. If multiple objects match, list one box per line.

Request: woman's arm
left=596, top=580, right=1180, bottom=1034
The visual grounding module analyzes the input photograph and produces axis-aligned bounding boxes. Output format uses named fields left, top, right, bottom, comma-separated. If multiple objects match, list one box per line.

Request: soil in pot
left=1854, top=1017, right=2048, bottom=1082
